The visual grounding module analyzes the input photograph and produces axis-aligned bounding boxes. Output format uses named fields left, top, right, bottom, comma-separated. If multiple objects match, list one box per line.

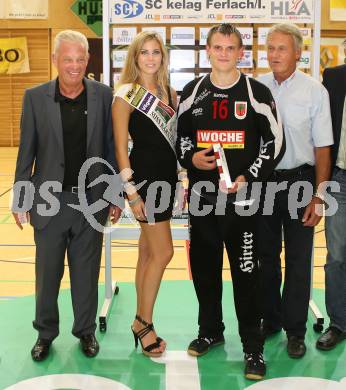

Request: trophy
left=213, top=143, right=233, bottom=189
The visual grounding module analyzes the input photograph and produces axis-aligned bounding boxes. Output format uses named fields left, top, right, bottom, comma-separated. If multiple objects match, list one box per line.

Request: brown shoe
left=287, top=336, right=306, bottom=358
left=316, top=327, right=346, bottom=351
left=80, top=334, right=99, bottom=357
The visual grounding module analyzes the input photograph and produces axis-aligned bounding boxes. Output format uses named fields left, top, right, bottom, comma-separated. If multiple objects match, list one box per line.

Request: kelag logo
left=114, top=0, right=143, bottom=18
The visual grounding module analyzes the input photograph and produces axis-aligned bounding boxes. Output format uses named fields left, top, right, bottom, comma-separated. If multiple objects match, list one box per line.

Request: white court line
left=11, top=256, right=35, bottom=261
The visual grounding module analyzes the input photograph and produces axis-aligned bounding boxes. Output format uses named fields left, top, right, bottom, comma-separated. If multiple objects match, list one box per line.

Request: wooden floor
left=0, top=147, right=326, bottom=299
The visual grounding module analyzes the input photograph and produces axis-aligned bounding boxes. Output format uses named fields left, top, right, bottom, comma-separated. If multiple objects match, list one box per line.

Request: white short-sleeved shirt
left=258, top=70, right=333, bottom=169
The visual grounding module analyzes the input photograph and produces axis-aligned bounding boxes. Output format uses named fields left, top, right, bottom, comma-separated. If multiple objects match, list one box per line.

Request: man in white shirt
left=316, top=40, right=346, bottom=351
left=258, top=23, right=333, bottom=358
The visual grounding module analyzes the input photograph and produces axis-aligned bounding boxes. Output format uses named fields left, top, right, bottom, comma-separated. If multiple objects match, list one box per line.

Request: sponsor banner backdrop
left=112, top=50, right=128, bottom=68
left=170, top=50, right=195, bottom=69
left=71, top=0, right=102, bottom=36
left=300, top=28, right=312, bottom=45
left=200, top=27, right=210, bottom=45
left=199, top=50, right=211, bottom=68
left=109, top=0, right=314, bottom=24
left=330, top=0, right=346, bottom=21
left=257, top=50, right=311, bottom=69
left=258, top=27, right=270, bottom=45
left=113, top=27, right=137, bottom=45
left=0, top=37, right=30, bottom=74
left=237, top=50, right=253, bottom=68
left=238, top=27, right=253, bottom=45
left=0, top=1, right=6, bottom=19
left=298, top=50, right=311, bottom=69
left=170, top=72, right=195, bottom=91
left=321, top=37, right=346, bottom=68
left=171, top=27, right=195, bottom=45
left=258, top=26, right=311, bottom=45
left=4, top=0, right=48, bottom=19
left=257, top=49, right=269, bottom=68
left=113, top=72, right=121, bottom=87
left=141, top=26, right=167, bottom=43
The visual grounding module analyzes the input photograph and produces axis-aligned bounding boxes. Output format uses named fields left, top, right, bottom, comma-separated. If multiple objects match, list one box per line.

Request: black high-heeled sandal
left=132, top=315, right=162, bottom=357
left=135, top=315, right=166, bottom=347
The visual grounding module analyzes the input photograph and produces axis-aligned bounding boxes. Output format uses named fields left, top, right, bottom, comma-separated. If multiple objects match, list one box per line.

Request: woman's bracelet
left=128, top=195, right=141, bottom=206
left=123, top=179, right=136, bottom=195
left=123, top=179, right=135, bottom=188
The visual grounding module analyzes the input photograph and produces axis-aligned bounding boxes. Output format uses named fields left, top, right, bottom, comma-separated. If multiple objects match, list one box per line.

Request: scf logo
left=114, top=0, right=144, bottom=18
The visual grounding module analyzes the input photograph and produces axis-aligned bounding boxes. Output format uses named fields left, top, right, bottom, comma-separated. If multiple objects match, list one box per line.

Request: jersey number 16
left=212, top=99, right=229, bottom=120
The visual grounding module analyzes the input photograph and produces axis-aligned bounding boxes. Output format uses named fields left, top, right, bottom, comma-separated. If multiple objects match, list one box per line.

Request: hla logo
left=114, top=0, right=144, bottom=18
left=271, top=0, right=311, bottom=16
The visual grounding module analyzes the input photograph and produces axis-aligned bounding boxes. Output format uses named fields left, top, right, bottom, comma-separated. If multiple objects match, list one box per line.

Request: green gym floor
left=0, top=282, right=346, bottom=390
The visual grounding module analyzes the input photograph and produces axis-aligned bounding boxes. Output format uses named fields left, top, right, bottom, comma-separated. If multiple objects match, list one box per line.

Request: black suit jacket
left=322, top=64, right=346, bottom=166
left=13, top=78, right=121, bottom=229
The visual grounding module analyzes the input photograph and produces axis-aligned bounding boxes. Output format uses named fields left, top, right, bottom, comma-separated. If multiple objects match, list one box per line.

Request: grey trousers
left=32, top=191, right=104, bottom=340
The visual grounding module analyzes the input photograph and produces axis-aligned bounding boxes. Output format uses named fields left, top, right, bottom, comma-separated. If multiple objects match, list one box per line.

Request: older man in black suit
left=316, top=40, right=346, bottom=351
left=12, top=30, right=122, bottom=361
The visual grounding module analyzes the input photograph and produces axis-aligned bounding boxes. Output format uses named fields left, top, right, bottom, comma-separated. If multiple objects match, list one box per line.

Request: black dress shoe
left=31, top=338, right=52, bottom=362
left=80, top=334, right=99, bottom=357
left=287, top=336, right=306, bottom=358
left=316, top=326, right=346, bottom=351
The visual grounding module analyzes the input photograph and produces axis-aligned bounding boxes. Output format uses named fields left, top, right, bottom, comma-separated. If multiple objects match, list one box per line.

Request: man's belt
left=273, top=164, right=313, bottom=179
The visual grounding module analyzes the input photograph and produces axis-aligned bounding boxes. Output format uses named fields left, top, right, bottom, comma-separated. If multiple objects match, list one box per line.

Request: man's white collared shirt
left=336, top=96, right=346, bottom=169
left=258, top=70, right=333, bottom=169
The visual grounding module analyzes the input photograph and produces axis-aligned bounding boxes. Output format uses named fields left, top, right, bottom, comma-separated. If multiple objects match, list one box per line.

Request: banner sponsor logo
left=0, top=37, right=30, bottom=75
left=238, top=27, right=253, bottom=45
left=298, top=50, right=311, bottom=69
left=113, top=27, right=137, bottom=45
left=270, top=0, right=313, bottom=21
left=2, top=0, right=48, bottom=19
left=225, top=14, right=246, bottom=19
left=171, top=27, right=195, bottom=45
left=200, top=28, right=210, bottom=45
left=258, top=26, right=311, bottom=45
left=330, top=0, right=346, bottom=21
left=197, top=130, right=245, bottom=149
left=237, top=50, right=253, bottom=68
left=71, top=0, right=103, bottom=36
left=109, top=0, right=314, bottom=23
left=162, top=14, right=182, bottom=18
left=112, top=50, right=127, bottom=68
left=113, top=0, right=144, bottom=19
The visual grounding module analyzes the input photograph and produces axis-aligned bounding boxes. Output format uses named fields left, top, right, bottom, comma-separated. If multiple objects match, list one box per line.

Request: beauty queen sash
left=115, top=83, right=177, bottom=155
